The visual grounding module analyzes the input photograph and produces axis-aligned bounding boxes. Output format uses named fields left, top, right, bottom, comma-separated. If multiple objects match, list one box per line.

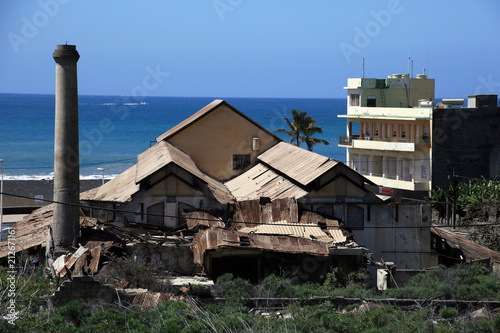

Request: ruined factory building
left=1, top=100, right=442, bottom=282
left=79, top=100, right=437, bottom=277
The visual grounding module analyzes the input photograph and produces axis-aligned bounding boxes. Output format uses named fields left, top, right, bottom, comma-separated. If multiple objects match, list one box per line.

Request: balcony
left=341, top=106, right=433, bottom=119
left=338, top=135, right=430, bottom=152
left=357, top=170, right=429, bottom=191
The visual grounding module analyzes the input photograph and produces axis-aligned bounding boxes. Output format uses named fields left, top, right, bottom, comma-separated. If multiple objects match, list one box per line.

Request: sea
left=0, top=93, right=349, bottom=180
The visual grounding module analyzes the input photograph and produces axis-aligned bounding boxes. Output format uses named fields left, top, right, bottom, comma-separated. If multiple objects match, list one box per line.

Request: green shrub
left=213, top=273, right=254, bottom=311
left=384, top=264, right=500, bottom=301
left=255, top=274, right=297, bottom=298
left=57, top=298, right=88, bottom=327
left=439, top=307, right=458, bottom=319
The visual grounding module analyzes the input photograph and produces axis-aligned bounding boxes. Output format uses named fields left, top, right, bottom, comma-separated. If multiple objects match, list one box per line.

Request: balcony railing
left=358, top=170, right=414, bottom=182
left=339, top=135, right=359, bottom=145
left=339, top=135, right=430, bottom=145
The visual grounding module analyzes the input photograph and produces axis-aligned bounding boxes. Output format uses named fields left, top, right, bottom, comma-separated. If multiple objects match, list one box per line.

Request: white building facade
left=339, top=74, right=435, bottom=194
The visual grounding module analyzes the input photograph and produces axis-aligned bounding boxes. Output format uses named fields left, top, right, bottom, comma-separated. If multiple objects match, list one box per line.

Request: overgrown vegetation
left=384, top=264, right=500, bottom=301
left=427, top=176, right=500, bottom=251
left=96, top=256, right=175, bottom=293
left=2, top=259, right=500, bottom=332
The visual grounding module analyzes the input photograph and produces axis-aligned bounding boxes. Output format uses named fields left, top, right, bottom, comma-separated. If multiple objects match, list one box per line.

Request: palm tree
left=274, top=109, right=308, bottom=146
left=274, top=109, right=329, bottom=151
left=303, top=119, right=330, bottom=151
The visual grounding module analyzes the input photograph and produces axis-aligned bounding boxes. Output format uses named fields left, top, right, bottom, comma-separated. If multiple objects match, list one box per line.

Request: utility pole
left=446, top=160, right=450, bottom=226
left=452, top=166, right=457, bottom=229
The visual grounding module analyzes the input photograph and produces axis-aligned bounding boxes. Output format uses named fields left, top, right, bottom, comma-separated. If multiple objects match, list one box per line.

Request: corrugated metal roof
left=81, top=165, right=139, bottom=203
left=191, top=228, right=333, bottom=265
left=0, top=205, right=101, bottom=258
left=257, top=142, right=339, bottom=186
left=156, top=100, right=281, bottom=143
left=225, top=163, right=308, bottom=201
left=329, top=229, right=347, bottom=244
left=82, top=141, right=233, bottom=204
left=432, top=226, right=500, bottom=267
left=135, top=141, right=234, bottom=204
left=136, top=141, right=204, bottom=184
left=239, top=221, right=331, bottom=240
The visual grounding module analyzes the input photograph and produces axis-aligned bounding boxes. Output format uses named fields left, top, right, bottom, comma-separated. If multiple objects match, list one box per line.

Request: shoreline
left=1, top=179, right=103, bottom=208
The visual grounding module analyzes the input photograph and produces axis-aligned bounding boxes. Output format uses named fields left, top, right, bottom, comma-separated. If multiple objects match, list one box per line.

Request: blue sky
left=1, top=0, right=499, bottom=98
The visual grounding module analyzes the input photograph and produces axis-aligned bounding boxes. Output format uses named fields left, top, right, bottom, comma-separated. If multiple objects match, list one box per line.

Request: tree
left=303, top=119, right=330, bottom=151
left=274, top=109, right=308, bottom=146
left=274, top=109, right=329, bottom=151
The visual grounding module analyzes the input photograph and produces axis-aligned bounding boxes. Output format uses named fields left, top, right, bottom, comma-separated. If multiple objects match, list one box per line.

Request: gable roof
left=257, top=142, right=339, bottom=187
left=155, top=99, right=281, bottom=143
left=82, top=141, right=234, bottom=204
left=136, top=140, right=205, bottom=183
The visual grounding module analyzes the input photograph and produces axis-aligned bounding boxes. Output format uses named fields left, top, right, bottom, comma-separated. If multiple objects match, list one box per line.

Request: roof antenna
left=426, top=51, right=429, bottom=76
left=362, top=58, right=365, bottom=78
left=408, top=37, right=411, bottom=77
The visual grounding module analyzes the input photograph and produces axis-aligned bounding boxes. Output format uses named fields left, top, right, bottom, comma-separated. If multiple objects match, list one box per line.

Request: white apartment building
left=338, top=74, right=435, bottom=194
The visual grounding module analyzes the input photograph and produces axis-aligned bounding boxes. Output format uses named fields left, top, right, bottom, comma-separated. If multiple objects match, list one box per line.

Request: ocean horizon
left=0, top=93, right=348, bottom=181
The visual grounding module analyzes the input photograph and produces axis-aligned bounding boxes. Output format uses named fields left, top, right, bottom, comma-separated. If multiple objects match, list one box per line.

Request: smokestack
left=52, top=44, right=80, bottom=255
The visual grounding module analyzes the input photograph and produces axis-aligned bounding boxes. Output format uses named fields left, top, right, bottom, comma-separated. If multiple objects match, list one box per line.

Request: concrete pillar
left=52, top=44, right=80, bottom=255
left=382, top=156, right=387, bottom=178
left=369, top=154, right=373, bottom=176
left=396, top=157, right=402, bottom=180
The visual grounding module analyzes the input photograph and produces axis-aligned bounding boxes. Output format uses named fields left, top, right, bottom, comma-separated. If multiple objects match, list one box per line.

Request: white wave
left=122, top=102, right=148, bottom=106
left=3, top=173, right=118, bottom=181
left=79, top=174, right=118, bottom=180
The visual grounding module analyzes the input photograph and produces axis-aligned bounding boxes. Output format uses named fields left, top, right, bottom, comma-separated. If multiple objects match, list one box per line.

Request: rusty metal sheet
left=65, top=246, right=88, bottom=269
left=261, top=202, right=273, bottom=223
left=73, top=252, right=88, bottom=276
left=185, top=211, right=224, bottom=229
left=89, top=245, right=101, bottom=274
left=239, top=221, right=331, bottom=240
left=191, top=228, right=333, bottom=265
left=0, top=205, right=103, bottom=259
left=57, top=245, right=88, bottom=278
left=432, top=226, right=500, bottom=266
